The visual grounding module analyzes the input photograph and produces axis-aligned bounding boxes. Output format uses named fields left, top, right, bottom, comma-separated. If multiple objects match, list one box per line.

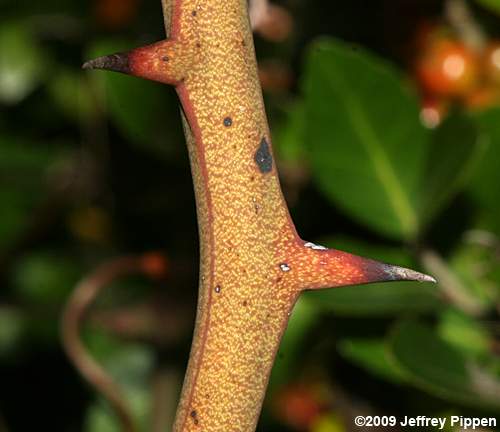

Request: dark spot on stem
left=196, top=42, right=201, bottom=48
left=254, top=137, right=273, bottom=173
left=190, top=410, right=199, bottom=425
left=223, top=117, right=232, bottom=127
left=214, top=285, right=221, bottom=293
left=192, top=10, right=197, bottom=16
left=162, top=56, right=169, bottom=62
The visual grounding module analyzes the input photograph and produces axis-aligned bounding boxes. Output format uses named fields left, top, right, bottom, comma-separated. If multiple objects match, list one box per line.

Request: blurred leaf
left=85, top=341, right=154, bottom=432
left=0, top=307, right=24, bottom=357
left=48, top=68, right=93, bottom=122
left=338, top=338, right=405, bottom=384
left=390, top=320, right=500, bottom=409
left=448, top=242, right=497, bottom=309
left=87, top=40, right=181, bottom=157
left=468, top=108, right=500, bottom=234
left=420, top=114, right=483, bottom=227
left=304, top=38, right=428, bottom=240
left=305, top=283, right=440, bottom=316
left=12, top=251, right=80, bottom=304
left=0, top=138, right=57, bottom=248
left=0, top=21, right=47, bottom=104
left=274, top=101, right=306, bottom=163
left=303, top=237, right=442, bottom=316
left=475, top=0, right=500, bottom=14
left=438, top=308, right=490, bottom=358
left=269, top=297, right=319, bottom=392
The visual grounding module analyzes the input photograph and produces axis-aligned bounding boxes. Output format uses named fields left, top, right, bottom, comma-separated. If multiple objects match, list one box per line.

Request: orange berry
left=416, top=40, right=478, bottom=97
left=258, top=60, right=293, bottom=93
left=464, top=85, right=500, bottom=110
left=274, top=384, right=323, bottom=430
left=94, top=0, right=139, bottom=29
left=140, top=252, right=168, bottom=279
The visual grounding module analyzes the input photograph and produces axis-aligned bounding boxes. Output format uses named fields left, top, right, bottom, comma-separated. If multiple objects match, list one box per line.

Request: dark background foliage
left=1, top=0, right=500, bottom=431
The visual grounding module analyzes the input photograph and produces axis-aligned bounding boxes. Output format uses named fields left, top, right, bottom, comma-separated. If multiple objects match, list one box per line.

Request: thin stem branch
left=61, top=254, right=167, bottom=432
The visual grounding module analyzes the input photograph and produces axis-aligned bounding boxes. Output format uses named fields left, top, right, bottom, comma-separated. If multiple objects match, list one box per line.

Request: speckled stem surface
left=84, top=0, right=435, bottom=430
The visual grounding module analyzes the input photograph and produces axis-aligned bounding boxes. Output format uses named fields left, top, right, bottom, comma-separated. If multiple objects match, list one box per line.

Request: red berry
left=416, top=40, right=478, bottom=97
left=274, top=384, right=323, bottom=430
left=140, top=252, right=168, bottom=279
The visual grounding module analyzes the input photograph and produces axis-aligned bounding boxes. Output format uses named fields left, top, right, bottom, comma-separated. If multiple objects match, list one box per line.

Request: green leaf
left=12, top=251, right=80, bottom=305
left=305, top=282, right=440, bottom=316
left=303, top=237, right=442, bottom=316
left=447, top=242, right=497, bottom=310
left=269, top=297, right=319, bottom=392
left=273, top=101, right=307, bottom=163
left=84, top=343, right=155, bottom=432
left=338, top=338, right=406, bottom=384
left=0, top=307, right=25, bottom=357
left=475, top=0, right=500, bottom=15
left=420, top=114, right=484, bottom=227
left=0, top=21, right=47, bottom=104
left=468, top=108, right=500, bottom=233
left=438, top=308, right=490, bottom=358
left=390, top=320, right=500, bottom=409
left=304, top=38, right=429, bottom=240
left=48, top=68, right=94, bottom=122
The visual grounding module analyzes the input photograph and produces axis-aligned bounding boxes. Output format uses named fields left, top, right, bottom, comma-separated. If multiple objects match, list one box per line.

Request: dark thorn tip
left=383, top=264, right=437, bottom=283
left=82, top=52, right=131, bottom=74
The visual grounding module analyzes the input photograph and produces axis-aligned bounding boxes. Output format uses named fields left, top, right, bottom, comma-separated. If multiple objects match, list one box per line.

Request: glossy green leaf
left=420, top=114, right=484, bottom=227
left=390, top=320, right=500, bottom=409
left=468, top=108, right=500, bottom=234
left=0, top=21, right=47, bottom=104
left=338, top=338, right=406, bottom=384
left=304, top=38, right=429, bottom=240
left=438, top=308, right=490, bottom=358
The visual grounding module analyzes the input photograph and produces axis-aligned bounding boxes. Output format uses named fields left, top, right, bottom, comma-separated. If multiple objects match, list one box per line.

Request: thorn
left=380, top=263, right=437, bottom=284
left=82, top=52, right=130, bottom=74
left=81, top=40, right=187, bottom=86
